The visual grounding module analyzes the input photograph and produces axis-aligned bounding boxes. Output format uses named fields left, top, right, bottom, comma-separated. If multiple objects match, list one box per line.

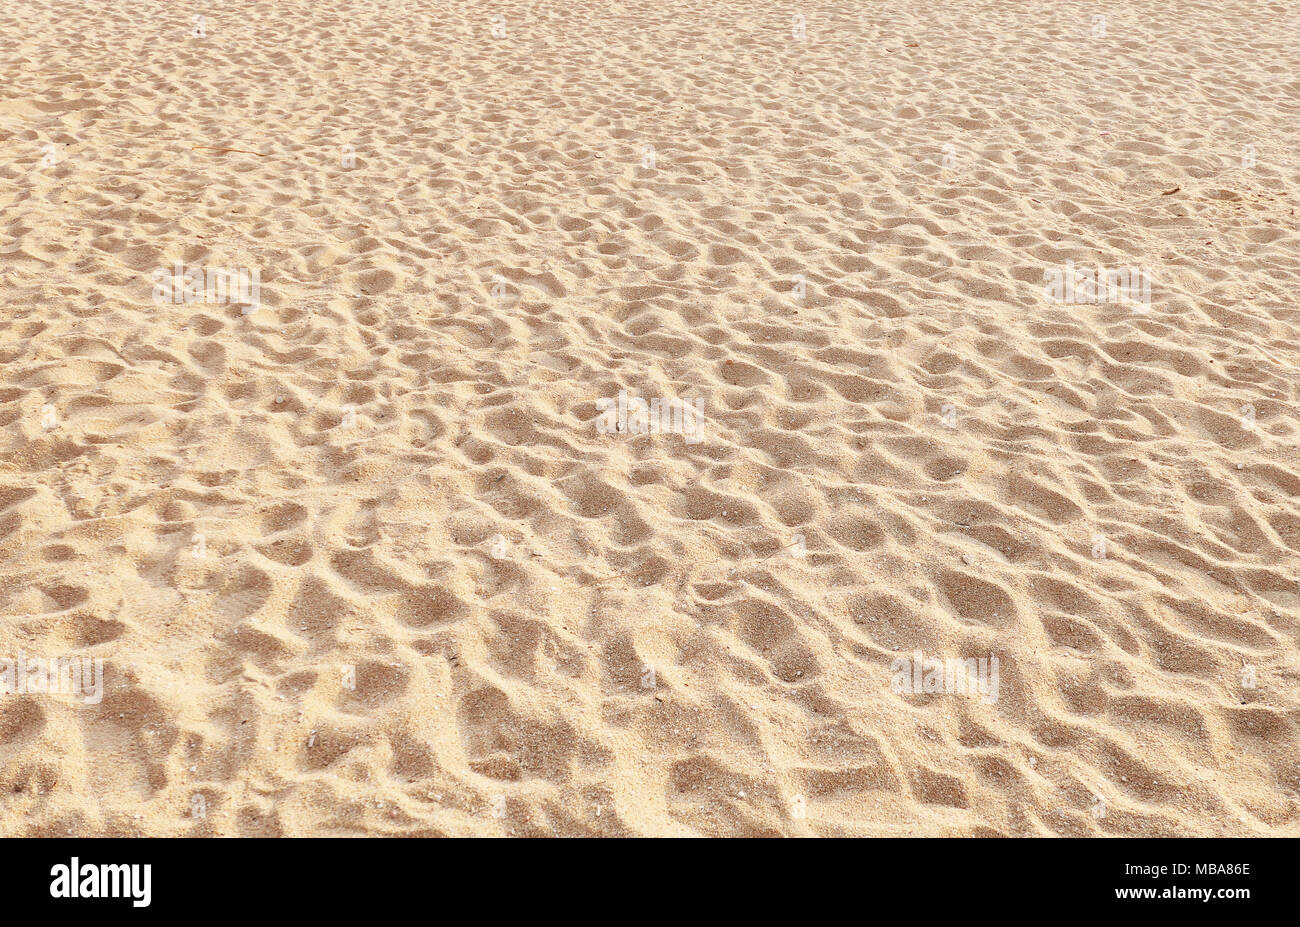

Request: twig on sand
left=190, top=145, right=265, bottom=156
left=757, top=539, right=806, bottom=562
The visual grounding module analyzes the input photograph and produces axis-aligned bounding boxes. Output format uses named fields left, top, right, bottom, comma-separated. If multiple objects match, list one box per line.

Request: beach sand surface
left=1, top=0, right=1298, bottom=835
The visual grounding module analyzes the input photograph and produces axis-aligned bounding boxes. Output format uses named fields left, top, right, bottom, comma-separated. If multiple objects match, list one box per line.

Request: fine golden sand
left=1, top=1, right=1298, bottom=836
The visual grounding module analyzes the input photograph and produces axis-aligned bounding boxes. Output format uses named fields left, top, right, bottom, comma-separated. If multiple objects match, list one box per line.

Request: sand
left=1, top=0, right=1298, bottom=837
